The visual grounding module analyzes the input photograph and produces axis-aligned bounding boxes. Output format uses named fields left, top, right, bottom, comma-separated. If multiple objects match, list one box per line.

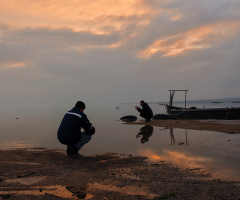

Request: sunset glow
left=0, top=0, right=239, bottom=102
left=138, top=21, right=240, bottom=58
left=0, top=0, right=159, bottom=33
left=9, top=62, right=27, bottom=68
left=139, top=149, right=212, bottom=169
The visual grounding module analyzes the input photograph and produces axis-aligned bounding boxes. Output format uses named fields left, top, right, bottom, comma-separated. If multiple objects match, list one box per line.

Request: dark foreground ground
left=0, top=148, right=239, bottom=200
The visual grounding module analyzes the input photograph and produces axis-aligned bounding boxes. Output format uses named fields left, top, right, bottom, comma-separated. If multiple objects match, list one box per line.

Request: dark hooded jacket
left=57, top=107, right=95, bottom=145
left=137, top=102, right=153, bottom=119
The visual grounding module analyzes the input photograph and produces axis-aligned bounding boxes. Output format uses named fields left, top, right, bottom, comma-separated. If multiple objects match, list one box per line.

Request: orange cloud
left=138, top=21, right=240, bottom=58
left=170, top=14, right=182, bottom=21
left=72, top=40, right=122, bottom=51
left=10, top=62, right=27, bottom=68
left=0, top=61, right=29, bottom=68
left=0, top=0, right=159, bottom=33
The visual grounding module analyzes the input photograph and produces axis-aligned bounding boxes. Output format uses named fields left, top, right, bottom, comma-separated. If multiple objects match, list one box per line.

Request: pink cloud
left=138, top=21, right=240, bottom=58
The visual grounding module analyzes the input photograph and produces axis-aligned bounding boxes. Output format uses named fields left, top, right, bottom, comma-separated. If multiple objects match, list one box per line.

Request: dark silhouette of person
left=136, top=125, right=154, bottom=143
left=135, top=100, right=153, bottom=122
left=57, top=101, right=95, bottom=156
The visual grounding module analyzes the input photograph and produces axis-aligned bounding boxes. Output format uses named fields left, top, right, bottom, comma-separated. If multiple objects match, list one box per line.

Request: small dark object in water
left=120, top=115, right=137, bottom=122
left=16, top=117, right=18, bottom=119
left=153, top=114, right=174, bottom=119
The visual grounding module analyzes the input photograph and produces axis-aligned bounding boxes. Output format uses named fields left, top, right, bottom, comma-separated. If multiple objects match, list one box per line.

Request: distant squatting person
left=135, top=100, right=153, bottom=122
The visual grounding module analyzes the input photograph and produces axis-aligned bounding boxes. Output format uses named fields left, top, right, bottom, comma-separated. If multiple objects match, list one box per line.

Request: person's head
left=140, top=100, right=144, bottom=106
left=75, top=101, right=85, bottom=112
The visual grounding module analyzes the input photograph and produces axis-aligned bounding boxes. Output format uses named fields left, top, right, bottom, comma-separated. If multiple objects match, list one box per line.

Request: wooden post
left=185, top=91, right=187, bottom=108
left=168, top=90, right=188, bottom=108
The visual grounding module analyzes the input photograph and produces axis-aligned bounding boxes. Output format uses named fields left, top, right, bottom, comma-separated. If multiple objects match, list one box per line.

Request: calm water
left=0, top=99, right=240, bottom=181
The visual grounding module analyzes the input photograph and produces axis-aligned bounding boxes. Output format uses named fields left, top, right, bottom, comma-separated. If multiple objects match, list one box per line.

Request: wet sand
left=128, top=119, right=240, bottom=133
left=0, top=148, right=240, bottom=200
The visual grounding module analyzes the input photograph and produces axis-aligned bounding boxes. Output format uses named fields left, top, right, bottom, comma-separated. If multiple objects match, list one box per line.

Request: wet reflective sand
left=1, top=148, right=239, bottom=199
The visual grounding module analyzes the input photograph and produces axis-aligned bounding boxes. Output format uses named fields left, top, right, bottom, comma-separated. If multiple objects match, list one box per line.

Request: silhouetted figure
left=136, top=125, right=154, bottom=143
left=57, top=101, right=95, bottom=157
left=135, top=100, right=153, bottom=122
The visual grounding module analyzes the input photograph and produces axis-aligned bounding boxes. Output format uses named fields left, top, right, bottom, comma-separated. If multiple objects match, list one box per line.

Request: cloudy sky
left=1, top=0, right=240, bottom=108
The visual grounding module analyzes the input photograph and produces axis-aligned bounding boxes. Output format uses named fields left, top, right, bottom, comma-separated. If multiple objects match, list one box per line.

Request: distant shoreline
left=120, top=96, right=240, bottom=105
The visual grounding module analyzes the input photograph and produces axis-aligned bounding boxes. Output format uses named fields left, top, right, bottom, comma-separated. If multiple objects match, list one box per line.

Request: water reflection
left=2, top=177, right=93, bottom=199
left=136, top=127, right=189, bottom=146
left=169, top=128, right=175, bottom=145
left=136, top=125, right=154, bottom=143
left=167, top=128, right=188, bottom=145
left=89, top=182, right=158, bottom=198
left=0, top=185, right=88, bottom=199
left=5, top=177, right=46, bottom=185
left=138, top=127, right=240, bottom=181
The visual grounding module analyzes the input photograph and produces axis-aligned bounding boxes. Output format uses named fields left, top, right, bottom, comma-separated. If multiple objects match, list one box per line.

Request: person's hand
left=135, top=106, right=139, bottom=110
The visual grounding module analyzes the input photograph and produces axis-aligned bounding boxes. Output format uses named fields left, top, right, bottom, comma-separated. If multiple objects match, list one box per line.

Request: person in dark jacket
left=57, top=101, right=95, bottom=156
left=135, top=100, right=153, bottom=122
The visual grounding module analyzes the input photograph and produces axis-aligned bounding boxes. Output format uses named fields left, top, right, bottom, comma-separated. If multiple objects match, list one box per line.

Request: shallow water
left=0, top=101, right=240, bottom=181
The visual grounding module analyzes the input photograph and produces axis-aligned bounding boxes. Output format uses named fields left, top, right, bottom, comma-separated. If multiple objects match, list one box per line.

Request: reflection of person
left=135, top=100, right=153, bottom=122
left=136, top=125, right=154, bottom=143
left=57, top=101, right=95, bottom=156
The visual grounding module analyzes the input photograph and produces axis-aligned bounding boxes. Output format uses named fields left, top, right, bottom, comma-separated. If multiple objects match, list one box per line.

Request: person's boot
left=66, top=145, right=87, bottom=159
left=66, top=145, right=79, bottom=156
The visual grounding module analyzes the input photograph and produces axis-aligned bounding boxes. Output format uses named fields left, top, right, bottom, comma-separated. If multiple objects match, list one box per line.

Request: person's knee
left=74, top=133, right=92, bottom=150
left=82, top=132, right=92, bottom=142
left=140, top=114, right=147, bottom=119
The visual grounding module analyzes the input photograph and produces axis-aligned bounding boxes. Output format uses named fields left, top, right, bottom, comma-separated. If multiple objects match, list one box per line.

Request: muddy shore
left=1, top=120, right=240, bottom=199
left=0, top=148, right=240, bottom=200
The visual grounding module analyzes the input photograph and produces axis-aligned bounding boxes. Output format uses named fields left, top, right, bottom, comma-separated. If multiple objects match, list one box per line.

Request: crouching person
left=135, top=100, right=153, bottom=122
left=57, top=101, right=95, bottom=157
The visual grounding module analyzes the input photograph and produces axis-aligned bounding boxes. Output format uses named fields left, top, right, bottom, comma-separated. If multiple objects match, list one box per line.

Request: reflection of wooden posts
left=185, top=129, right=188, bottom=145
left=169, top=128, right=188, bottom=145
left=170, top=128, right=175, bottom=145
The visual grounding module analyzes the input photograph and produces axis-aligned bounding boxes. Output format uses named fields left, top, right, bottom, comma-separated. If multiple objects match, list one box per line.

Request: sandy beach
left=0, top=120, right=240, bottom=199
